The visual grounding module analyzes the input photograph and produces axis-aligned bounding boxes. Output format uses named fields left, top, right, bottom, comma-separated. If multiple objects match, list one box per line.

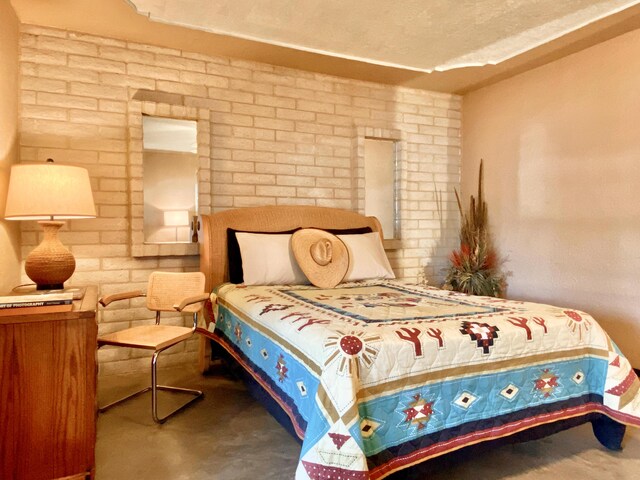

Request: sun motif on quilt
left=324, top=330, right=381, bottom=377
left=564, top=309, right=591, bottom=340
left=460, top=321, right=500, bottom=354
left=533, top=369, right=560, bottom=398
left=402, top=394, right=434, bottom=431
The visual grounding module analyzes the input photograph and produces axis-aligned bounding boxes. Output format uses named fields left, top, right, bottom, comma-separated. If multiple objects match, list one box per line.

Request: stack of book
left=0, top=291, right=75, bottom=317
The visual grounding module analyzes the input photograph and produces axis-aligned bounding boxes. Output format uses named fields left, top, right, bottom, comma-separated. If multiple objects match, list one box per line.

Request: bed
left=196, top=205, right=640, bottom=480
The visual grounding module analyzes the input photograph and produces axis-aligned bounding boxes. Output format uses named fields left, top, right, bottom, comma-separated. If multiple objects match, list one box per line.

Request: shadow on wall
left=0, top=133, right=22, bottom=294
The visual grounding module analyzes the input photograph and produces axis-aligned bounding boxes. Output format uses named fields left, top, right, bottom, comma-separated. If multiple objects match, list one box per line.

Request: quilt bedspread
left=208, top=280, right=640, bottom=479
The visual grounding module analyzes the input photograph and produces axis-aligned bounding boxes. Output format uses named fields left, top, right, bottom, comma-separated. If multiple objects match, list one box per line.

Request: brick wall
left=17, top=24, right=462, bottom=374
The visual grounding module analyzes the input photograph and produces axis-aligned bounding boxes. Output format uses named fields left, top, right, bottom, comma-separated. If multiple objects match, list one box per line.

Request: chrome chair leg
left=150, top=349, right=204, bottom=424
left=99, top=386, right=151, bottom=413
left=98, top=347, right=203, bottom=423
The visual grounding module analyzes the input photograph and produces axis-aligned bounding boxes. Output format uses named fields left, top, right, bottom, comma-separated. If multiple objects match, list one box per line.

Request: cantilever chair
left=97, top=271, right=209, bottom=423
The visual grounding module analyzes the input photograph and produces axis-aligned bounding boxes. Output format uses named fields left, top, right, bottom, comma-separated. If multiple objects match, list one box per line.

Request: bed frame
left=197, top=205, right=382, bottom=371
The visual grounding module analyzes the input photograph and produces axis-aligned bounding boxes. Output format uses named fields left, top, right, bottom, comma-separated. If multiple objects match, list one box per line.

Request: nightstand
left=0, top=286, right=98, bottom=480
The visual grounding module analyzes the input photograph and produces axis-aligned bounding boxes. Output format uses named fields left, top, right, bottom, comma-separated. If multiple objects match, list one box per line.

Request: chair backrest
left=146, top=272, right=206, bottom=313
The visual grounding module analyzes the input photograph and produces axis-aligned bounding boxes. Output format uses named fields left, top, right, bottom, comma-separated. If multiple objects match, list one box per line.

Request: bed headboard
left=198, top=205, right=382, bottom=292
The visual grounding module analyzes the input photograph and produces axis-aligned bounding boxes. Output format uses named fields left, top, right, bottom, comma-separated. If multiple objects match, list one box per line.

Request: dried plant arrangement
left=444, top=160, right=505, bottom=297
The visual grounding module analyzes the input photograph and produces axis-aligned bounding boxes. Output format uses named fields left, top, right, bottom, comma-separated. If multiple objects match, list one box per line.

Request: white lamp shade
left=4, top=162, right=96, bottom=220
left=163, top=210, right=190, bottom=227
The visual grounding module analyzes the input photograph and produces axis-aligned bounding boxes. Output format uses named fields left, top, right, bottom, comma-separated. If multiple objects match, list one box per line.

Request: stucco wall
left=463, top=28, right=640, bottom=367
left=0, top=1, right=21, bottom=293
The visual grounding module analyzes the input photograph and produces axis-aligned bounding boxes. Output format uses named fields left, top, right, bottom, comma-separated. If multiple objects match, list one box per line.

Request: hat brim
left=291, top=229, right=349, bottom=288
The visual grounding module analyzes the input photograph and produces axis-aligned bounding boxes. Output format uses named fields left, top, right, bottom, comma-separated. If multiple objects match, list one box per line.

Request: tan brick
left=20, top=47, right=67, bottom=66
left=316, top=113, right=352, bottom=126
left=229, top=78, right=273, bottom=95
left=214, top=184, right=255, bottom=196
left=211, top=112, right=253, bottom=127
left=21, top=105, right=68, bottom=121
left=256, top=163, right=294, bottom=175
left=297, top=187, right=334, bottom=198
left=70, top=137, right=127, bottom=152
left=233, top=173, right=275, bottom=185
left=233, top=196, right=276, bottom=208
left=275, top=153, right=314, bottom=165
left=276, top=108, right=315, bottom=121
left=353, top=97, right=386, bottom=110
left=275, top=130, right=314, bottom=144
left=155, top=80, right=207, bottom=97
left=213, top=136, right=253, bottom=150
left=206, top=63, right=252, bottom=80
left=37, top=65, right=98, bottom=85
left=67, top=31, right=125, bottom=47
left=21, top=76, right=67, bottom=94
left=296, top=165, right=333, bottom=177
left=254, top=140, right=296, bottom=153
left=233, top=103, right=275, bottom=118
left=180, top=71, right=228, bottom=88
left=69, top=82, right=128, bottom=100
left=155, top=54, right=206, bottom=73
left=296, top=99, right=334, bottom=114
left=21, top=118, right=99, bottom=137
left=232, top=150, right=275, bottom=162
left=127, top=63, right=180, bottom=81
left=276, top=175, right=315, bottom=187
left=335, top=104, right=369, bottom=118
left=99, top=72, right=155, bottom=90
left=37, top=36, right=98, bottom=56
left=208, top=87, right=253, bottom=103
left=296, top=77, right=333, bottom=92
left=232, top=127, right=275, bottom=141
left=216, top=160, right=254, bottom=173
left=252, top=71, right=295, bottom=86
left=127, top=42, right=181, bottom=56
left=254, top=117, right=294, bottom=131
left=295, top=122, right=332, bottom=135
left=69, top=110, right=125, bottom=126
left=317, top=177, right=350, bottom=189
left=255, top=94, right=295, bottom=109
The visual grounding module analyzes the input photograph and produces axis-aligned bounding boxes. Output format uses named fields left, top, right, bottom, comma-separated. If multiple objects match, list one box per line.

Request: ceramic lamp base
left=25, top=221, right=76, bottom=290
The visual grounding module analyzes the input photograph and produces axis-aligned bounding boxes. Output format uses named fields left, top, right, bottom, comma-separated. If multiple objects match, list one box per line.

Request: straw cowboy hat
left=291, top=229, right=349, bottom=288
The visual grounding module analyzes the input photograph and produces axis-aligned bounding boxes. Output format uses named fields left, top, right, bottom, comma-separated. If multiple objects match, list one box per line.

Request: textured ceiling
left=128, top=0, right=640, bottom=72
left=10, top=0, right=640, bottom=93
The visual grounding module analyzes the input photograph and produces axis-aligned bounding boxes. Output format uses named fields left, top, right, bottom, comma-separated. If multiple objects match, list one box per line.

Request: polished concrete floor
left=96, top=366, right=640, bottom=480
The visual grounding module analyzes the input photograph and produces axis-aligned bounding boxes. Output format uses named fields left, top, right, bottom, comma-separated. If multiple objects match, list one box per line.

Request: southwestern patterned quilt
left=206, top=280, right=640, bottom=479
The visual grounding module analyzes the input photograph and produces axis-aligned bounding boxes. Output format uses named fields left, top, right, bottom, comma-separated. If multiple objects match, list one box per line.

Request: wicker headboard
left=198, top=205, right=382, bottom=292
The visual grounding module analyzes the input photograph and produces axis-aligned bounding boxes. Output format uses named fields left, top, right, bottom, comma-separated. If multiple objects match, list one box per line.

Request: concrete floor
left=96, top=366, right=640, bottom=480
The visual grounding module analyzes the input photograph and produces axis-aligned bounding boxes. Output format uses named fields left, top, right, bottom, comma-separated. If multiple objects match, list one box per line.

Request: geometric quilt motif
left=534, top=369, right=560, bottom=398
left=460, top=321, right=500, bottom=354
left=500, top=383, right=520, bottom=401
left=302, top=461, right=368, bottom=480
left=360, top=418, right=382, bottom=439
left=297, top=380, right=308, bottom=397
left=572, top=371, right=585, bottom=385
left=402, top=394, right=434, bottom=431
left=453, top=391, right=478, bottom=410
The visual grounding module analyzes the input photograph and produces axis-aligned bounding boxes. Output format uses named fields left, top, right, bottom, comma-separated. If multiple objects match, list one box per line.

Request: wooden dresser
left=0, top=287, right=98, bottom=480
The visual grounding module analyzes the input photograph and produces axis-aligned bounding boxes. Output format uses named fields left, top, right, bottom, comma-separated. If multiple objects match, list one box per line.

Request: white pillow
left=235, top=232, right=308, bottom=285
left=337, top=232, right=395, bottom=281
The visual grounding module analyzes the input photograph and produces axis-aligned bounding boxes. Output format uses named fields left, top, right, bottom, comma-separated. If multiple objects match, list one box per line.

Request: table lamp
left=4, top=159, right=96, bottom=290
left=163, top=210, right=190, bottom=242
